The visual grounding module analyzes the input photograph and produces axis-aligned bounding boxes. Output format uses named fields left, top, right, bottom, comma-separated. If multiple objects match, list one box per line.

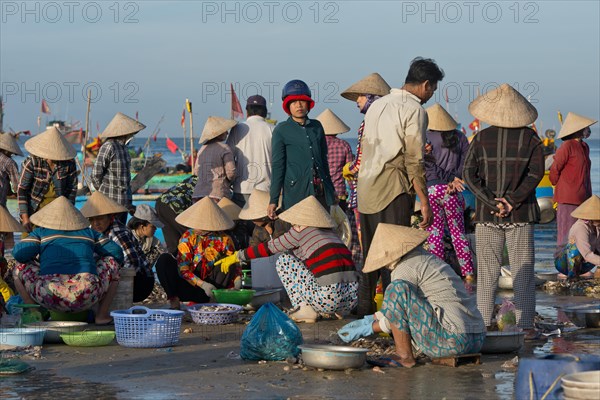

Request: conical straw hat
left=468, top=83, right=538, bottom=128
left=175, top=197, right=234, bottom=231
left=218, top=197, right=242, bottom=221
left=239, top=189, right=273, bottom=220
left=557, top=112, right=598, bottom=139
left=30, top=196, right=89, bottom=231
left=571, top=195, right=600, bottom=221
left=80, top=191, right=128, bottom=218
left=24, top=127, right=76, bottom=160
left=0, top=132, right=23, bottom=156
left=199, top=116, right=237, bottom=144
left=278, top=196, right=335, bottom=228
left=101, top=112, right=146, bottom=139
left=362, top=224, right=430, bottom=273
left=316, top=109, right=351, bottom=135
left=426, top=103, right=458, bottom=131
left=0, top=205, right=25, bottom=232
left=341, top=73, right=391, bottom=101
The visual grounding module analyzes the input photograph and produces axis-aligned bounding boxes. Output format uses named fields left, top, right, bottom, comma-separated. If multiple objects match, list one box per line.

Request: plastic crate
left=111, top=306, right=184, bottom=348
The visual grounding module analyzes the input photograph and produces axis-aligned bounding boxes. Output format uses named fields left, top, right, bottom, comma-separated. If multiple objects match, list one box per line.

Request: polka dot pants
left=426, top=184, right=474, bottom=276
left=275, top=253, right=358, bottom=314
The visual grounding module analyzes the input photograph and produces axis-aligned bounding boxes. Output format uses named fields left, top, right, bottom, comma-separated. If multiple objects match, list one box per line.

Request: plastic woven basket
left=110, top=306, right=184, bottom=348
left=187, top=303, right=243, bottom=325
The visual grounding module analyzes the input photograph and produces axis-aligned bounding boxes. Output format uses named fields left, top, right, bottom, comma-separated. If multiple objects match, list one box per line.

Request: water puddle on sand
left=494, top=371, right=515, bottom=400
left=0, top=369, right=123, bottom=399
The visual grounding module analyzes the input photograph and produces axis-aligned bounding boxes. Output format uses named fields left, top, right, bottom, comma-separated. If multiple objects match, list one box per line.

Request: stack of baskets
left=110, top=306, right=184, bottom=348
left=187, top=303, right=243, bottom=325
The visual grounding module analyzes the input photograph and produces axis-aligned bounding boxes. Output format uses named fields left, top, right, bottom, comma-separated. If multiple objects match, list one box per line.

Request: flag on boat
left=230, top=83, right=243, bottom=120
left=181, top=109, right=185, bottom=127
left=41, top=99, right=51, bottom=114
left=557, top=110, right=563, bottom=125
left=468, top=118, right=480, bottom=131
left=166, top=137, right=179, bottom=154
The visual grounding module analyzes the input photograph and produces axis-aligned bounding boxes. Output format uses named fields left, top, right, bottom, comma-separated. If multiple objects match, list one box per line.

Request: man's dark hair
left=405, top=57, right=445, bottom=85
left=246, top=104, right=267, bottom=118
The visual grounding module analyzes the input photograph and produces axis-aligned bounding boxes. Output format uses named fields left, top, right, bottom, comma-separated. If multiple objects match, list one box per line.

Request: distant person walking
left=355, top=58, right=444, bottom=315
left=549, top=112, right=597, bottom=248
left=463, top=83, right=544, bottom=337
left=226, top=95, right=274, bottom=208
left=91, top=112, right=146, bottom=223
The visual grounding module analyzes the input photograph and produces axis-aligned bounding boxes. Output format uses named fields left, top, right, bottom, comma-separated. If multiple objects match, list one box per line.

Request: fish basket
left=187, top=303, right=243, bottom=325
left=110, top=306, right=184, bottom=348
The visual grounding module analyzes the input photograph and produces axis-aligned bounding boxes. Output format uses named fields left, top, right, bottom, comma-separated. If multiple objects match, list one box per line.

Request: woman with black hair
left=424, top=104, right=474, bottom=279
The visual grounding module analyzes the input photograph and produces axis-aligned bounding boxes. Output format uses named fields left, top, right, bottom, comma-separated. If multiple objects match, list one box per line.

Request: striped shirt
left=463, top=126, right=544, bottom=223
left=391, top=247, right=485, bottom=334
left=17, top=156, right=78, bottom=216
left=239, top=226, right=357, bottom=286
left=0, top=152, right=19, bottom=207
left=91, top=139, right=132, bottom=207
left=12, top=227, right=123, bottom=275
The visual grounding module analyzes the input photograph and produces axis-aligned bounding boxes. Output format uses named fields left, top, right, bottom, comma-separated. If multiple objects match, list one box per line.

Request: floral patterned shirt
left=176, top=230, right=237, bottom=287
left=158, top=176, right=198, bottom=215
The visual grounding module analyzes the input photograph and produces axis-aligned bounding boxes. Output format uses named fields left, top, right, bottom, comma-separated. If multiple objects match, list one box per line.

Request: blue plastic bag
left=240, top=303, right=303, bottom=361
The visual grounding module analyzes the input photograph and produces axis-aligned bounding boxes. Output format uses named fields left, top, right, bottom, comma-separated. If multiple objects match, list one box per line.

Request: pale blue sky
left=1, top=0, right=598, bottom=138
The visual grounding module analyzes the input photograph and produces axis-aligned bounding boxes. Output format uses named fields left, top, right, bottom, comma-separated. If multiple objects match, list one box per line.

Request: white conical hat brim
left=238, top=189, right=274, bottom=220
left=30, top=196, right=89, bottom=230
left=0, top=133, right=23, bottom=156
left=176, top=197, right=234, bottom=231
left=101, top=112, right=146, bottom=139
left=217, top=197, right=242, bottom=221
left=426, top=103, right=458, bottom=131
left=0, top=206, right=25, bottom=232
left=80, top=191, right=128, bottom=218
left=341, top=73, right=391, bottom=101
left=557, top=112, right=598, bottom=139
left=468, top=83, right=538, bottom=128
left=24, top=127, right=77, bottom=160
left=316, top=109, right=351, bottom=135
left=362, top=224, right=429, bottom=273
left=571, top=195, right=600, bottom=221
left=278, top=196, right=334, bottom=228
left=199, top=116, right=237, bottom=144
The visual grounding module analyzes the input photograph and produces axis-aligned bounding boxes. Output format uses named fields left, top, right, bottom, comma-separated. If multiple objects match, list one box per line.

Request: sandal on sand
left=367, top=357, right=404, bottom=368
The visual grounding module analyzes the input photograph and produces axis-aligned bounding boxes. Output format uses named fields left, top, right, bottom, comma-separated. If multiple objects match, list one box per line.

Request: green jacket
left=270, top=117, right=336, bottom=211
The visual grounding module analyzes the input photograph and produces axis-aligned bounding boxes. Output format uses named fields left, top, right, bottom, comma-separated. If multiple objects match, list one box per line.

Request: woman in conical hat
left=0, top=205, right=25, bottom=311
left=91, top=112, right=146, bottom=223
left=216, top=196, right=358, bottom=323
left=18, top=126, right=78, bottom=233
left=423, top=103, right=474, bottom=279
left=554, top=195, right=600, bottom=279
left=239, top=188, right=287, bottom=247
left=0, top=132, right=23, bottom=208
left=549, top=112, right=597, bottom=248
left=154, top=197, right=242, bottom=310
left=337, top=223, right=485, bottom=367
left=192, top=116, right=237, bottom=202
left=82, top=191, right=155, bottom=303
left=11, top=197, right=124, bottom=325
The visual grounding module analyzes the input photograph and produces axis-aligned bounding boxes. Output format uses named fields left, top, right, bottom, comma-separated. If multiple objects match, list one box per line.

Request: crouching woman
left=338, top=224, right=485, bottom=367
left=12, top=197, right=124, bottom=325
left=216, top=196, right=358, bottom=323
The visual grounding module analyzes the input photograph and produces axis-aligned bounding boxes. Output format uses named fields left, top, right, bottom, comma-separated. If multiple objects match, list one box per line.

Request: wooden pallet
left=431, top=353, right=481, bottom=367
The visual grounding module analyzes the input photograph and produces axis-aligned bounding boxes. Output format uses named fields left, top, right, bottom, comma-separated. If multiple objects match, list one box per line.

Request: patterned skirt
left=555, top=241, right=595, bottom=278
left=13, top=256, right=120, bottom=312
left=381, top=280, right=485, bottom=358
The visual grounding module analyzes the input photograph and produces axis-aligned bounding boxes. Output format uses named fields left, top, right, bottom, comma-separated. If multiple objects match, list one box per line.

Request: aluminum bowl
left=538, top=197, right=556, bottom=224
left=536, top=272, right=558, bottom=282
left=24, top=321, right=88, bottom=343
left=560, top=304, right=600, bottom=328
left=299, top=344, right=369, bottom=370
left=481, top=331, right=525, bottom=354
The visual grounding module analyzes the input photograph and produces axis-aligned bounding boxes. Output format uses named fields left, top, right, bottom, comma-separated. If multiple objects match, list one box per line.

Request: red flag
left=41, top=99, right=51, bottom=114
left=181, top=109, right=185, bottom=127
left=468, top=118, right=480, bottom=131
left=22, top=130, right=31, bottom=135
left=152, top=133, right=158, bottom=142
left=166, top=137, right=179, bottom=154
left=230, top=83, right=243, bottom=119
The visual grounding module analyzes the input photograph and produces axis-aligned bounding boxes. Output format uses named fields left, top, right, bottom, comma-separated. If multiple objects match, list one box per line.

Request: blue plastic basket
left=110, top=306, right=184, bottom=348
